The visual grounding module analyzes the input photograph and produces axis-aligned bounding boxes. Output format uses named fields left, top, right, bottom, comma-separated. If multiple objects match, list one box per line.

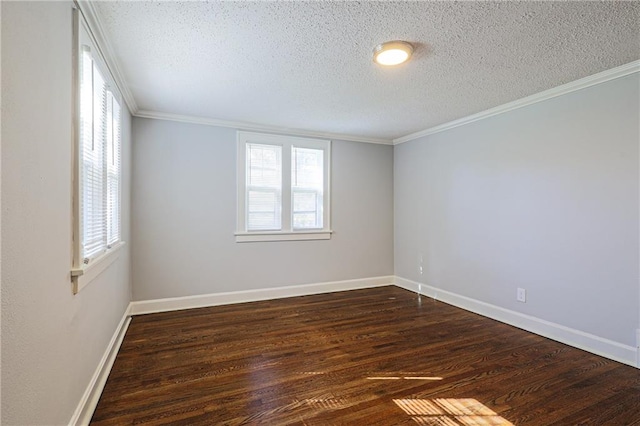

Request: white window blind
left=80, top=46, right=106, bottom=260
left=236, top=132, right=331, bottom=242
left=106, top=92, right=121, bottom=246
left=292, top=147, right=323, bottom=229
left=79, top=44, right=122, bottom=263
left=246, top=143, right=282, bottom=231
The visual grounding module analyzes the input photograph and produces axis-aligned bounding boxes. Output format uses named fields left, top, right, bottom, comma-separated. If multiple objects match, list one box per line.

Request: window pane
left=248, top=190, right=279, bottom=229
left=292, top=212, right=318, bottom=229
left=106, top=92, right=121, bottom=246
left=293, top=190, right=316, bottom=211
left=81, top=53, right=108, bottom=260
left=246, top=143, right=282, bottom=230
left=292, top=147, right=323, bottom=229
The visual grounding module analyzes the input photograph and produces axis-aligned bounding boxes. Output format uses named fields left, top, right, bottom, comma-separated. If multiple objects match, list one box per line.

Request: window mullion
left=281, top=143, right=292, bottom=232
left=102, top=92, right=109, bottom=250
left=323, top=144, right=331, bottom=232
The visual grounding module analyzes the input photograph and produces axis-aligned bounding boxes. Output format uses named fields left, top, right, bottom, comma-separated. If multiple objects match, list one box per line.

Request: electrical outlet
left=517, top=288, right=526, bottom=303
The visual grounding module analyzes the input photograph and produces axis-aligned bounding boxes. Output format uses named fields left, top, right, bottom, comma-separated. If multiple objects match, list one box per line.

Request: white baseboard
left=69, top=306, right=132, bottom=426
left=394, top=276, right=638, bottom=368
left=69, top=276, right=392, bottom=425
left=129, top=276, right=395, bottom=315
left=70, top=274, right=636, bottom=426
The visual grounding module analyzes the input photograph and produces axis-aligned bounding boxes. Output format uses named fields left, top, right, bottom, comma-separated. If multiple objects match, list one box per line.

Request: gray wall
left=395, top=74, right=639, bottom=347
left=2, top=3, right=636, bottom=422
left=1, top=2, right=132, bottom=424
left=131, top=118, right=394, bottom=300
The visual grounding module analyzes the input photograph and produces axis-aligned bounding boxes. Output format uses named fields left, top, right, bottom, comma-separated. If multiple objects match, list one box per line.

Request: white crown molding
left=393, top=60, right=640, bottom=145
left=134, top=110, right=393, bottom=145
left=74, top=0, right=138, bottom=115
left=71, top=3, right=638, bottom=148
left=394, top=276, right=639, bottom=368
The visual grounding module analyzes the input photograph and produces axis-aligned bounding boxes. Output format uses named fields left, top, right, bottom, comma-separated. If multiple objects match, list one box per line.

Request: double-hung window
left=236, top=132, right=331, bottom=242
left=71, top=11, right=123, bottom=293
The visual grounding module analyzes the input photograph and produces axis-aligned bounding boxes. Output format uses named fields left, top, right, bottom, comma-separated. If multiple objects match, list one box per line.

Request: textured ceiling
left=94, top=1, right=639, bottom=141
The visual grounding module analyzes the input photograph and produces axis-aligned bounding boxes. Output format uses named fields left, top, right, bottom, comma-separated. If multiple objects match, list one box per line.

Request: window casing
left=236, top=132, right=331, bottom=242
left=71, top=10, right=124, bottom=293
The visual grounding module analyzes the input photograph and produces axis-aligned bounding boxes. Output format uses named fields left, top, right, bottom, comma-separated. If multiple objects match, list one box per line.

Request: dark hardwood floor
left=91, top=286, right=640, bottom=425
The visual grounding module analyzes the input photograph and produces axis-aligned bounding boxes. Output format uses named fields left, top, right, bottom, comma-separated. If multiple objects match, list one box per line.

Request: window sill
left=235, top=230, right=332, bottom=243
left=71, top=241, right=126, bottom=294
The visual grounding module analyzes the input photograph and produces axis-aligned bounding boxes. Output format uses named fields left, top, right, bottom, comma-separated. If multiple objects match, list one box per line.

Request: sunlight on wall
left=394, top=398, right=513, bottom=425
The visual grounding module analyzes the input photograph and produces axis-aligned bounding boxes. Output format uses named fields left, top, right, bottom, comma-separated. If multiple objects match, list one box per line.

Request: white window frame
left=236, top=131, right=332, bottom=242
left=70, top=9, right=125, bottom=293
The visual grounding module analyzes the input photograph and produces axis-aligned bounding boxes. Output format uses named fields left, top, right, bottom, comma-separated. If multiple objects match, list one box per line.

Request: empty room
left=2, top=1, right=639, bottom=425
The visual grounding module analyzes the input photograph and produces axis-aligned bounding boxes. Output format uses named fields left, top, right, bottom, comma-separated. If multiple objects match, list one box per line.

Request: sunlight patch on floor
left=394, top=398, right=513, bottom=425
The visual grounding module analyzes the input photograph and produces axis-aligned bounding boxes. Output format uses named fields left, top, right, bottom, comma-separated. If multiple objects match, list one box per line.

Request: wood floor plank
left=91, top=286, right=640, bottom=425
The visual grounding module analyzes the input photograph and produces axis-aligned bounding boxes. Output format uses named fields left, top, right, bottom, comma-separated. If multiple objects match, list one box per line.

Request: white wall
left=1, top=2, right=132, bottom=424
left=131, top=118, right=394, bottom=300
left=395, top=74, right=639, bottom=348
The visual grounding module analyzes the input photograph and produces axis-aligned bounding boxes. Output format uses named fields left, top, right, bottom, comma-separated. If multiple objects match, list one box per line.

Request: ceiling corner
left=75, top=0, right=139, bottom=115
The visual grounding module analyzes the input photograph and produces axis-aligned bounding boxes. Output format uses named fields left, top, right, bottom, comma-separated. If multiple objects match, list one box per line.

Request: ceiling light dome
left=373, top=41, right=414, bottom=66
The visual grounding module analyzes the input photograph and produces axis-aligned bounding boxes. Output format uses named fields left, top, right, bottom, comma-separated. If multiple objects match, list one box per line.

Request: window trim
left=71, top=242, right=125, bottom=293
left=236, top=131, right=332, bottom=243
left=71, top=9, right=124, bottom=293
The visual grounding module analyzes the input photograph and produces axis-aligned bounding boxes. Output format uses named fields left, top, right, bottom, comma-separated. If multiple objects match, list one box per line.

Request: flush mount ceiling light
left=373, top=40, right=414, bottom=66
